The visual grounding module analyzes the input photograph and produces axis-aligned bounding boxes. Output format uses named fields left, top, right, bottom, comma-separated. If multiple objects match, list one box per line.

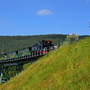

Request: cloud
left=38, top=9, right=52, bottom=16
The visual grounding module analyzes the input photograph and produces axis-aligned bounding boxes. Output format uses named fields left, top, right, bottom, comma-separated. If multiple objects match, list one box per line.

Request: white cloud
left=38, top=9, right=52, bottom=16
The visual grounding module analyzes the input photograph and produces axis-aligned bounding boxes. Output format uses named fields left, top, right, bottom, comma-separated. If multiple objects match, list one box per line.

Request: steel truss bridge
left=0, top=54, right=45, bottom=84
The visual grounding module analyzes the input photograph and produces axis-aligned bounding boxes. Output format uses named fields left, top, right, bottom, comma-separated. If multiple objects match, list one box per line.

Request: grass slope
left=0, top=37, right=90, bottom=90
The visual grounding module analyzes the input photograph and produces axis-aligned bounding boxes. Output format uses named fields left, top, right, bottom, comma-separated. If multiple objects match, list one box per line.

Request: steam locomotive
left=31, top=40, right=53, bottom=56
left=0, top=40, right=53, bottom=61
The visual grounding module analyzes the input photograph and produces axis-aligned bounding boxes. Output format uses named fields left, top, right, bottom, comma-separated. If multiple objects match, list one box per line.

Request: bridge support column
left=0, top=66, right=10, bottom=84
left=16, top=65, right=23, bottom=76
left=0, top=68, right=3, bottom=84
left=0, top=65, right=23, bottom=84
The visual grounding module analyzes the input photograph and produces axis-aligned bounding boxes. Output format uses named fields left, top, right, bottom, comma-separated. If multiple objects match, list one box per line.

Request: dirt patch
left=1, top=84, right=13, bottom=90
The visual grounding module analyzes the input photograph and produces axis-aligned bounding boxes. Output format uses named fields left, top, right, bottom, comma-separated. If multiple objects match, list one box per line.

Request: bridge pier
left=0, top=64, right=23, bottom=84
left=16, top=65, right=23, bottom=76
left=0, top=66, right=10, bottom=84
left=0, top=57, right=40, bottom=84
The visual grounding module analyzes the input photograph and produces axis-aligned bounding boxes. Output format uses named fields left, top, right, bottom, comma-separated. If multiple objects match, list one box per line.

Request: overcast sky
left=0, top=0, right=90, bottom=36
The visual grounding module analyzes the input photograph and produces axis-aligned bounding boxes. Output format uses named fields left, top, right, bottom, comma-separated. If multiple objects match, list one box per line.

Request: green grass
left=0, top=37, right=90, bottom=90
left=62, top=41, right=70, bottom=47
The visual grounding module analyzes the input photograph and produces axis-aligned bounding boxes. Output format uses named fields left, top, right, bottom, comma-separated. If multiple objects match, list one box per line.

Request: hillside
left=0, top=34, right=89, bottom=54
left=0, top=34, right=66, bottom=53
left=0, top=36, right=90, bottom=90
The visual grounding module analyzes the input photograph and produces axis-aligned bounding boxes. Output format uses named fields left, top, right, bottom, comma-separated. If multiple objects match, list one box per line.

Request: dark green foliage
left=23, top=63, right=31, bottom=70
left=0, top=34, right=89, bottom=54
left=0, top=34, right=66, bottom=53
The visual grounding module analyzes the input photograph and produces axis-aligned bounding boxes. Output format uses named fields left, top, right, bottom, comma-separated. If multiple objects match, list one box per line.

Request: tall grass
left=0, top=37, right=90, bottom=90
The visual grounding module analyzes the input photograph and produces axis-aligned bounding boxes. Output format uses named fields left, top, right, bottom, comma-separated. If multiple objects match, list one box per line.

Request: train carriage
left=7, top=51, right=18, bottom=59
left=18, top=47, right=31, bottom=57
left=0, top=40, right=53, bottom=61
left=0, top=54, right=6, bottom=60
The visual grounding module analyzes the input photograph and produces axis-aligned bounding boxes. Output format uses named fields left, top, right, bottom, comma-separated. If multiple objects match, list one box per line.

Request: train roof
left=32, top=40, right=52, bottom=47
left=42, top=40, right=52, bottom=42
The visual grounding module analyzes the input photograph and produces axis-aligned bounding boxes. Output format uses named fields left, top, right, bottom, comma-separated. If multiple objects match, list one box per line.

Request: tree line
left=0, top=34, right=89, bottom=54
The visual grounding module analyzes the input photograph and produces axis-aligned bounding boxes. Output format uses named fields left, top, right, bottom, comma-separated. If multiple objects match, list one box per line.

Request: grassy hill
left=0, top=36, right=90, bottom=90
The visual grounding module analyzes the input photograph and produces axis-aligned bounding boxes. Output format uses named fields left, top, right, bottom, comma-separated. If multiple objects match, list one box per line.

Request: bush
left=23, top=63, right=31, bottom=70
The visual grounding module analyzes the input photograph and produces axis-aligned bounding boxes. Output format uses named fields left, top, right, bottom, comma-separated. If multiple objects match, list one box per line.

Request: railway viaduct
left=0, top=54, right=45, bottom=84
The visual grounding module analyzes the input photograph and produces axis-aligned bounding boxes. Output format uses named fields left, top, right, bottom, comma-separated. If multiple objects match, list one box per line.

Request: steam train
left=0, top=40, right=53, bottom=61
